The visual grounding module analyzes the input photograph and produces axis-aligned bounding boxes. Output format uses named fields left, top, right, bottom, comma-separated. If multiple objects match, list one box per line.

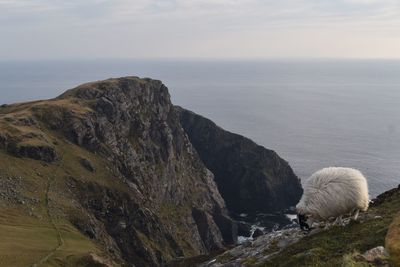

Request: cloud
left=1, top=0, right=399, bottom=24
left=0, top=0, right=399, bottom=59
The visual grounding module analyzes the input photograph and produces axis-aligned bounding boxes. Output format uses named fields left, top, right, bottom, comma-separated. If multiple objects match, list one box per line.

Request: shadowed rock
left=175, top=106, right=303, bottom=214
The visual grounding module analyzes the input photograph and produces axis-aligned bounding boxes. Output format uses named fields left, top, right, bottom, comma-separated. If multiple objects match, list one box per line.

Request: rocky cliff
left=176, top=107, right=303, bottom=214
left=0, top=76, right=301, bottom=266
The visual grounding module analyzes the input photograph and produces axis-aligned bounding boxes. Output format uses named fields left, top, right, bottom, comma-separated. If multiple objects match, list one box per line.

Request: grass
left=0, top=126, right=124, bottom=266
left=0, top=217, right=100, bottom=267
left=41, top=222, right=101, bottom=267
left=0, top=221, right=58, bottom=267
left=261, top=189, right=400, bottom=266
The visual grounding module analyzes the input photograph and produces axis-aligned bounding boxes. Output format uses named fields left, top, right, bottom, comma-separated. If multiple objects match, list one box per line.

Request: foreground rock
left=200, top=227, right=306, bottom=267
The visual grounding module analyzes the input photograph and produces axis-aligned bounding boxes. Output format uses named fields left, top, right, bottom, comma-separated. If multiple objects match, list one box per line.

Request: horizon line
left=2, top=56, right=400, bottom=63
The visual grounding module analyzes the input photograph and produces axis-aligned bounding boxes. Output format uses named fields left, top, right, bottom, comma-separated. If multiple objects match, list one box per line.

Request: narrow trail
left=31, top=155, right=65, bottom=267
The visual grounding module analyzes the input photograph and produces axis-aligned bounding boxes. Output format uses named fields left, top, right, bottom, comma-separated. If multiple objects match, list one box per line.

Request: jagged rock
left=53, top=77, right=239, bottom=265
left=80, top=157, right=96, bottom=172
left=201, top=228, right=305, bottom=266
left=192, top=208, right=225, bottom=251
left=0, top=118, right=57, bottom=162
left=12, top=143, right=57, bottom=162
left=371, top=185, right=400, bottom=207
left=252, top=229, right=264, bottom=238
left=213, top=211, right=238, bottom=244
left=175, top=106, right=303, bottom=214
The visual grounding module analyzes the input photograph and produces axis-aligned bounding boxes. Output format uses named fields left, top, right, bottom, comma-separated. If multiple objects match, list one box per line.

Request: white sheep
left=296, top=167, right=369, bottom=230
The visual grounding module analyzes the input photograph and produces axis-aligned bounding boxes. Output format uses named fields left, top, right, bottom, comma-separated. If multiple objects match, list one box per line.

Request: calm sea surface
left=1, top=59, right=399, bottom=197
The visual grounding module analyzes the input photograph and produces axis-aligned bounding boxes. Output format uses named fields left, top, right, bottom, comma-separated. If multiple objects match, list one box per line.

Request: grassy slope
left=262, top=188, right=400, bottom=266
left=0, top=125, right=127, bottom=266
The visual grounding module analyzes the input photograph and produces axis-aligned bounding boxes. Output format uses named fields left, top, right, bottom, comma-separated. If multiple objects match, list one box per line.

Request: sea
left=1, top=59, right=399, bottom=199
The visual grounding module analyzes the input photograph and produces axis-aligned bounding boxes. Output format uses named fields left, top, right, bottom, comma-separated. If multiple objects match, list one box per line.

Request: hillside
left=0, top=77, right=302, bottom=266
left=201, top=185, right=400, bottom=267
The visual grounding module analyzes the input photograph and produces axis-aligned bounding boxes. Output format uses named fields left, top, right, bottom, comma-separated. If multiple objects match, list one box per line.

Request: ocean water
left=1, top=59, right=399, bottom=197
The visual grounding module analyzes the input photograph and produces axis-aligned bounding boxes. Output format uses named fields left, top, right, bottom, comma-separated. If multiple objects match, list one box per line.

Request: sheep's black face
left=297, top=214, right=310, bottom=231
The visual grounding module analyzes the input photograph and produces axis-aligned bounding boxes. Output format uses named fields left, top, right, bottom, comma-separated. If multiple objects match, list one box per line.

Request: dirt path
left=31, top=160, right=65, bottom=267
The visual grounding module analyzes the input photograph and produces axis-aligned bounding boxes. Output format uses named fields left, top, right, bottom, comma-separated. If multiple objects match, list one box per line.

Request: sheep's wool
left=296, top=167, right=369, bottom=220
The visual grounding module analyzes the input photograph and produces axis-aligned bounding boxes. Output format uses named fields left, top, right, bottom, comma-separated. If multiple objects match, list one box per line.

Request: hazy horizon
left=1, top=0, right=400, bottom=60
left=3, top=57, right=400, bottom=62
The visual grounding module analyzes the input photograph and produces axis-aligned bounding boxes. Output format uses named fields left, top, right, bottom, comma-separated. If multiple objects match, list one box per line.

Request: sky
left=1, top=0, right=400, bottom=60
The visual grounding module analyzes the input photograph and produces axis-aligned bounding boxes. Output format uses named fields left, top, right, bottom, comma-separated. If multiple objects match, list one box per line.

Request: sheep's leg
left=351, top=209, right=360, bottom=221
left=339, top=215, right=344, bottom=226
left=333, top=216, right=340, bottom=225
left=334, top=215, right=343, bottom=226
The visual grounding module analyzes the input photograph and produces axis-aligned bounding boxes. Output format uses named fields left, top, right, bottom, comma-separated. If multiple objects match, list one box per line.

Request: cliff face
left=0, top=77, right=235, bottom=266
left=0, top=76, right=301, bottom=266
left=176, top=107, right=303, bottom=214
left=59, top=78, right=239, bottom=261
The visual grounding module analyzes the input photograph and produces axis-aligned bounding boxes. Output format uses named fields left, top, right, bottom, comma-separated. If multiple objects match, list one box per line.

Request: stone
left=13, top=143, right=57, bottom=162
left=252, top=229, right=264, bottom=238
left=80, top=157, right=96, bottom=172
left=200, top=227, right=305, bottom=266
left=363, top=246, right=389, bottom=262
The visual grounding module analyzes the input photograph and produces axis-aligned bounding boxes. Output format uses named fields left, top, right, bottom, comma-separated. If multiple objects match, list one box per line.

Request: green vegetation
left=0, top=119, right=123, bottom=266
left=262, top=189, right=400, bottom=266
left=0, top=197, right=102, bottom=267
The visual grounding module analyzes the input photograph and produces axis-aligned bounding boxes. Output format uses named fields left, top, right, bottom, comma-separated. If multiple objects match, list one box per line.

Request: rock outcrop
left=0, top=76, right=303, bottom=266
left=0, top=77, right=238, bottom=266
left=56, top=77, right=237, bottom=265
left=175, top=107, right=303, bottom=214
